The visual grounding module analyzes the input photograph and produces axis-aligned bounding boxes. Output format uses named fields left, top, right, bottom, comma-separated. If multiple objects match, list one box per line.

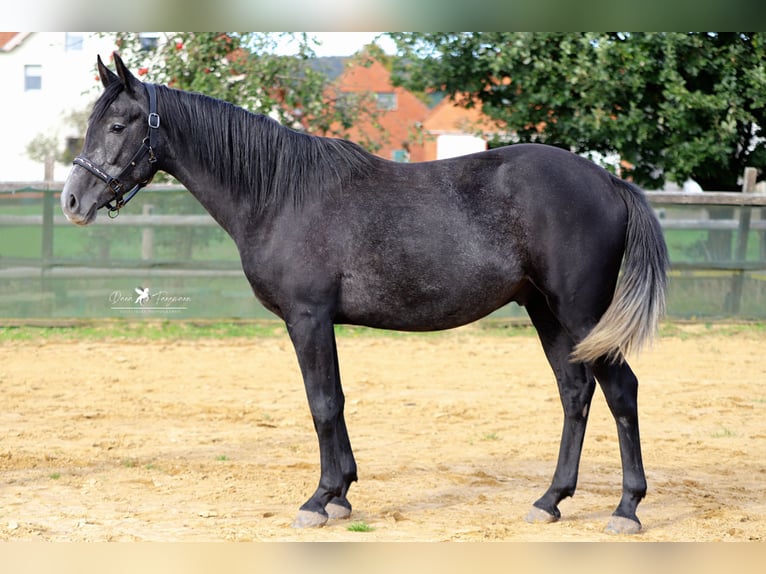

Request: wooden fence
left=1, top=172, right=765, bottom=317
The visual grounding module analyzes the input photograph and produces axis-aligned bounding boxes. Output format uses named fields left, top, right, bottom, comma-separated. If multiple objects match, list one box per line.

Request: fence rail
left=0, top=214, right=218, bottom=227
left=2, top=178, right=765, bottom=318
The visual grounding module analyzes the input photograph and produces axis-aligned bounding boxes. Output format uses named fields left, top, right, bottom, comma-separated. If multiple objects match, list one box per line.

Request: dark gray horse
left=61, top=54, right=668, bottom=534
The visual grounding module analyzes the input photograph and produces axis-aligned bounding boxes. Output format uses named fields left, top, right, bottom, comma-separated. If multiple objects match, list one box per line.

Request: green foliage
left=25, top=133, right=60, bottom=164
left=88, top=35, right=384, bottom=258
left=110, top=33, right=378, bottom=145
left=388, top=32, right=766, bottom=189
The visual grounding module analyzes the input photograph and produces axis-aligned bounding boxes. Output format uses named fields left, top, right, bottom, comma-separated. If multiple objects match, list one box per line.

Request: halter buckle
left=107, top=178, right=124, bottom=195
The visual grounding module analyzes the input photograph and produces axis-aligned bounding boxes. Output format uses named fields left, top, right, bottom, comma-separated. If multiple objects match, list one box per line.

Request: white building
left=420, top=94, right=506, bottom=161
left=0, top=32, right=117, bottom=181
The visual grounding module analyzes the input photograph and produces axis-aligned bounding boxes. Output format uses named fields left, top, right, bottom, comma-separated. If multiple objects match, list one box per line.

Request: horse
left=61, top=54, right=668, bottom=534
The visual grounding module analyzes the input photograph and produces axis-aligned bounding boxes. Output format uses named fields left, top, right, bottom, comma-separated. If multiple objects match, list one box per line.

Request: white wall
left=435, top=133, right=487, bottom=160
left=0, top=33, right=117, bottom=182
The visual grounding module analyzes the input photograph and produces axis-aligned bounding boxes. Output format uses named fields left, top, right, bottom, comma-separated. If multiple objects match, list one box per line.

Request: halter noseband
left=73, top=83, right=160, bottom=217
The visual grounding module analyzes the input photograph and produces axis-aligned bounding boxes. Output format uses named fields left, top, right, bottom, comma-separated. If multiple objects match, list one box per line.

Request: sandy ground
left=0, top=324, right=764, bottom=542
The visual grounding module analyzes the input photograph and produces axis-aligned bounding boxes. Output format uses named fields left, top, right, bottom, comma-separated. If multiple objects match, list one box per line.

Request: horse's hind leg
left=590, top=359, right=646, bottom=534
left=523, top=291, right=596, bottom=524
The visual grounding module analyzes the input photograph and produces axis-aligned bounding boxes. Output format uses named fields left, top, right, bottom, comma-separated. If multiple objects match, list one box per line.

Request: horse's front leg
left=286, top=310, right=357, bottom=528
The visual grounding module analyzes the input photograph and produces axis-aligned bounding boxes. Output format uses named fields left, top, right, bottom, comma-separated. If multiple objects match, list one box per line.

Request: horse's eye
left=111, top=123, right=126, bottom=134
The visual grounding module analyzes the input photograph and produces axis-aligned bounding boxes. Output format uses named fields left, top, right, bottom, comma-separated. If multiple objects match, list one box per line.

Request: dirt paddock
left=0, top=324, right=764, bottom=541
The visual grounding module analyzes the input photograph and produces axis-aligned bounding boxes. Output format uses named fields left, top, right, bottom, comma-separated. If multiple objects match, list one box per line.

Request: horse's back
left=323, top=144, right=630, bottom=330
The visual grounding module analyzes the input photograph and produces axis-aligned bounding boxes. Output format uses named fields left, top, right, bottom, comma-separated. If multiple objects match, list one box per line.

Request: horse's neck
left=157, top=99, right=250, bottom=238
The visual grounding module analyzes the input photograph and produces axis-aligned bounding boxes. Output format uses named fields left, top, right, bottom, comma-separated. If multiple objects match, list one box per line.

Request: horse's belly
left=336, top=264, right=523, bottom=331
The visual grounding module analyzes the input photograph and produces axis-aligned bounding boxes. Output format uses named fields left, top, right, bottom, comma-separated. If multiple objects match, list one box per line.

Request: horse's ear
left=113, top=52, right=142, bottom=95
left=97, top=54, right=119, bottom=89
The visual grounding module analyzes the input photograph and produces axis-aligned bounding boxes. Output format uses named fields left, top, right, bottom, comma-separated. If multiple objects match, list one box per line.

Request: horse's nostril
left=68, top=192, right=78, bottom=210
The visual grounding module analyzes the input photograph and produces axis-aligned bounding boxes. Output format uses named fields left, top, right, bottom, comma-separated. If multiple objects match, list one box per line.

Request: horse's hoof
left=605, top=515, right=641, bottom=535
left=326, top=502, right=352, bottom=520
left=525, top=506, right=559, bottom=524
left=291, top=510, right=328, bottom=528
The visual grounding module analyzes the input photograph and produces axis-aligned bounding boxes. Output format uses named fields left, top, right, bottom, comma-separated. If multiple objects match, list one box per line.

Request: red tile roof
left=333, top=57, right=431, bottom=162
left=423, top=94, right=504, bottom=135
left=0, top=32, right=27, bottom=52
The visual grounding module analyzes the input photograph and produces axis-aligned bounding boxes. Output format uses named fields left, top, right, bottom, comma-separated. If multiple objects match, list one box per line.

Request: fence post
left=141, top=204, right=155, bottom=261
left=41, top=155, right=56, bottom=269
left=727, top=167, right=758, bottom=314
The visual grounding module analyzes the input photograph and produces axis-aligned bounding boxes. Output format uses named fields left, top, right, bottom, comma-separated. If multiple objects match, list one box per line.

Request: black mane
left=154, top=85, right=376, bottom=214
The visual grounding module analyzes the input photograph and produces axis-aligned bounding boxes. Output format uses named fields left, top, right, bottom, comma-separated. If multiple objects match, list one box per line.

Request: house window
left=65, top=33, right=84, bottom=51
left=24, top=65, right=42, bottom=91
left=376, top=92, right=397, bottom=111
left=392, top=149, right=410, bottom=162
left=140, top=34, right=159, bottom=51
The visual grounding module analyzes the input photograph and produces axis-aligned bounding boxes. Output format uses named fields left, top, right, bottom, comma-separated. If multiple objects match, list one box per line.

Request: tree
left=388, top=32, right=766, bottom=190
left=100, top=33, right=384, bottom=259
left=110, top=33, right=377, bottom=142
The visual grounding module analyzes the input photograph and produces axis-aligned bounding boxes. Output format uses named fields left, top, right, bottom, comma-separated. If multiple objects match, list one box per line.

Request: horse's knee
left=308, top=396, right=344, bottom=430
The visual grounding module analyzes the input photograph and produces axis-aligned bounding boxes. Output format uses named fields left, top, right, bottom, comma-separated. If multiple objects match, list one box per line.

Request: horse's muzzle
left=60, top=183, right=98, bottom=226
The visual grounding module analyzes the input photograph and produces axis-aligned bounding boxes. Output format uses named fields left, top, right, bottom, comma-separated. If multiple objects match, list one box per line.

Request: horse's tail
left=570, top=177, right=669, bottom=364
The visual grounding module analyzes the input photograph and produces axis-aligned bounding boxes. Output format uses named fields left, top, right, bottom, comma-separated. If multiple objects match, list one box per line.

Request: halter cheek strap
left=73, top=83, right=160, bottom=217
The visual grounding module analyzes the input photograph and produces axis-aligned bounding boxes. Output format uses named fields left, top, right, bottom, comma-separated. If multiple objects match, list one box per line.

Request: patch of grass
left=2, top=318, right=765, bottom=343
left=0, top=319, right=288, bottom=342
left=215, top=455, right=230, bottom=461
left=475, top=319, right=538, bottom=337
left=333, top=324, right=446, bottom=339
left=482, top=432, right=500, bottom=441
left=120, top=458, right=138, bottom=468
left=657, top=321, right=766, bottom=340
left=49, top=472, right=61, bottom=480
left=712, top=427, right=737, bottom=438
left=347, top=521, right=375, bottom=532
left=658, top=323, right=687, bottom=339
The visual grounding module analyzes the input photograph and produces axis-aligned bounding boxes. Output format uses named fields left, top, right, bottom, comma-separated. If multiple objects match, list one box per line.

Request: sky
left=279, top=32, right=397, bottom=57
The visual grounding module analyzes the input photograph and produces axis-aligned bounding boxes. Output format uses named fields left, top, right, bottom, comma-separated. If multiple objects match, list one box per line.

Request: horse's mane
left=155, top=85, right=376, bottom=214
left=90, top=81, right=377, bottom=214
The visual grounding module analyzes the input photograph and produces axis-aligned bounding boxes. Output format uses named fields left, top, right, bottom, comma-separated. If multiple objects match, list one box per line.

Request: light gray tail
left=570, top=178, right=669, bottom=364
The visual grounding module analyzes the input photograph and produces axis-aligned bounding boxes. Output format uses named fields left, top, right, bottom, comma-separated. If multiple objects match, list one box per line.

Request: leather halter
left=73, top=83, right=160, bottom=217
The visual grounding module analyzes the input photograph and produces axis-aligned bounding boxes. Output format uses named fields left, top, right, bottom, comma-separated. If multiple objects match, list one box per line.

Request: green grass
left=5, top=196, right=759, bottom=267
left=347, top=521, right=375, bottom=532
left=712, top=427, right=738, bottom=438
left=0, top=192, right=239, bottom=262
left=1, top=318, right=765, bottom=344
left=659, top=321, right=766, bottom=339
left=0, top=319, right=289, bottom=342
left=215, top=455, right=230, bottom=461
left=49, top=472, right=61, bottom=480
left=5, top=192, right=766, bottom=322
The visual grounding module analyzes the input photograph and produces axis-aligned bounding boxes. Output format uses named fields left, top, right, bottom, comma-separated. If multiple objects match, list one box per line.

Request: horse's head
left=61, top=53, right=160, bottom=225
